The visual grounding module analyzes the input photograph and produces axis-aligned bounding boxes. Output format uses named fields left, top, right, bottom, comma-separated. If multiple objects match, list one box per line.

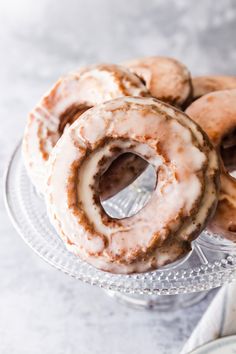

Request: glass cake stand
left=4, top=142, right=236, bottom=310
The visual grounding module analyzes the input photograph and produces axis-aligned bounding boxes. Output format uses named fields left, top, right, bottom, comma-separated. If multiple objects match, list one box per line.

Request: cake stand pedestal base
left=105, top=290, right=209, bottom=311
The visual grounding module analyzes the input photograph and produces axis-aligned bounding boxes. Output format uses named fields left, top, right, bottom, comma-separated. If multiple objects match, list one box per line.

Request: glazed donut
left=186, top=89, right=236, bottom=240
left=192, top=76, right=236, bottom=100
left=123, top=56, right=192, bottom=107
left=22, top=64, right=148, bottom=194
left=46, top=97, right=219, bottom=274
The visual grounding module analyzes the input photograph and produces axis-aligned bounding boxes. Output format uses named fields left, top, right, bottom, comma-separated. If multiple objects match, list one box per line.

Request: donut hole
left=99, top=153, right=157, bottom=219
left=58, top=104, right=92, bottom=135
left=221, top=129, right=236, bottom=177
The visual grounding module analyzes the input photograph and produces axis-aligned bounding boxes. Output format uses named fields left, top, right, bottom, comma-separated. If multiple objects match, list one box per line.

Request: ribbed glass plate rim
left=4, top=142, right=236, bottom=295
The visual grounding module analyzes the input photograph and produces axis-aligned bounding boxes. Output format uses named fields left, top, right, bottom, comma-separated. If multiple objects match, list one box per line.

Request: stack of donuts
left=23, top=57, right=236, bottom=274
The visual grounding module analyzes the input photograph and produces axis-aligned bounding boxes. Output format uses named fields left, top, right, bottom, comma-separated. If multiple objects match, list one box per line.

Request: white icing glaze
left=22, top=64, right=148, bottom=194
left=46, top=97, right=219, bottom=274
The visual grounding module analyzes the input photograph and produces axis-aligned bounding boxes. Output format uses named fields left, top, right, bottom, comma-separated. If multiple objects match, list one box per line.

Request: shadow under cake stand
left=4, top=142, right=236, bottom=310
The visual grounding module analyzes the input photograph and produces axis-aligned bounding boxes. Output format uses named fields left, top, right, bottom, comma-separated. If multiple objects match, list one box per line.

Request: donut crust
left=186, top=89, right=236, bottom=240
left=192, top=76, right=236, bottom=100
left=123, top=56, right=192, bottom=107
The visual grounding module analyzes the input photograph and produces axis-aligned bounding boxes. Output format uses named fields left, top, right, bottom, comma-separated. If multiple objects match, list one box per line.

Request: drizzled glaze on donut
left=22, top=64, right=149, bottom=194
left=46, top=97, right=219, bottom=274
left=186, top=89, right=236, bottom=241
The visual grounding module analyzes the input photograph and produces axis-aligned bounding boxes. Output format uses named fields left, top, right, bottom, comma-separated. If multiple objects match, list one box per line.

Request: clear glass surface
left=4, top=142, right=236, bottom=296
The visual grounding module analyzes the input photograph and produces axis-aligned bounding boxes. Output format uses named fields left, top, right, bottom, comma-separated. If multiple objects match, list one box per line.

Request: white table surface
left=0, top=0, right=236, bottom=353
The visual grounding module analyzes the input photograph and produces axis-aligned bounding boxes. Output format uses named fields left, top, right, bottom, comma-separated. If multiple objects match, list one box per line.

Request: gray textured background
left=0, top=0, right=236, bottom=353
